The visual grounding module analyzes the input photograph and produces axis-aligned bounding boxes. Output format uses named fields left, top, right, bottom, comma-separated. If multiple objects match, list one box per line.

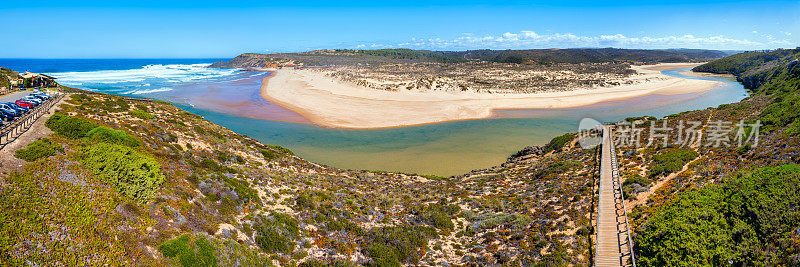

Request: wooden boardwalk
left=594, top=126, right=635, bottom=267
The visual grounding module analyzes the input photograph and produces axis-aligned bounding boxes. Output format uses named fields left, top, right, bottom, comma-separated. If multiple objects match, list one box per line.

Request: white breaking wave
left=127, top=87, right=174, bottom=95
left=49, top=63, right=237, bottom=85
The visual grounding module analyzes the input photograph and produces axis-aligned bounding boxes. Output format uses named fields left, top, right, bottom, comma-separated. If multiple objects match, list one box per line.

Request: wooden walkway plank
left=594, top=126, right=635, bottom=267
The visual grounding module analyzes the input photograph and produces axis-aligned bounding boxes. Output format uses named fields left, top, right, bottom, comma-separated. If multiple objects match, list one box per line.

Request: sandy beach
left=260, top=63, right=722, bottom=128
left=679, top=70, right=736, bottom=78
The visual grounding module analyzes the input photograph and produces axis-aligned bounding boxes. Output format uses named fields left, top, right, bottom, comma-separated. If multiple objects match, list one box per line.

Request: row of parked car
left=0, top=91, right=52, bottom=122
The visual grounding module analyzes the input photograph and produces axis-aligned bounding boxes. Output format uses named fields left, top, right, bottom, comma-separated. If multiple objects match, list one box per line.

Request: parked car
left=21, top=97, right=41, bottom=105
left=29, top=94, right=47, bottom=101
left=7, top=102, right=29, bottom=112
left=15, top=100, right=34, bottom=108
left=0, top=104, right=24, bottom=115
left=33, top=91, right=51, bottom=97
left=0, top=107, right=19, bottom=118
left=30, top=93, right=50, bottom=100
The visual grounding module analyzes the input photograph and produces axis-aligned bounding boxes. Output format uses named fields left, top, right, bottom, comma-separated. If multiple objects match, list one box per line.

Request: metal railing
left=607, top=127, right=637, bottom=267
left=0, top=93, right=66, bottom=150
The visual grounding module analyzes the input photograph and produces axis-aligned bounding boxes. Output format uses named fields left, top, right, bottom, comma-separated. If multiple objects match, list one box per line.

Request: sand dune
left=260, top=63, right=722, bottom=128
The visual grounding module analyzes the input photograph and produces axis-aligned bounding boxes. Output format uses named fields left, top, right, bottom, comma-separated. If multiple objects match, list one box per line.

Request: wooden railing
left=0, top=93, right=66, bottom=150
left=608, top=129, right=637, bottom=267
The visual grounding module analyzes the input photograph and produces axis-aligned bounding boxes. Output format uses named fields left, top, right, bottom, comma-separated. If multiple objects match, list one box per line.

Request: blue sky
left=1, top=0, right=798, bottom=58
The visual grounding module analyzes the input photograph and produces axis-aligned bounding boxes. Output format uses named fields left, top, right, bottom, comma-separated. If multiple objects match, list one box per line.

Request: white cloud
left=355, top=31, right=781, bottom=50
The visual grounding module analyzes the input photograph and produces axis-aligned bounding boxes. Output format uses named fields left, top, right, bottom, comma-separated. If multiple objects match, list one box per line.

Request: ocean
left=0, top=59, right=749, bottom=176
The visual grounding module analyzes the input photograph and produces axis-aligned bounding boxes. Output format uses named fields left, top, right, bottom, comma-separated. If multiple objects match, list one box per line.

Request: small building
left=19, top=72, right=57, bottom=88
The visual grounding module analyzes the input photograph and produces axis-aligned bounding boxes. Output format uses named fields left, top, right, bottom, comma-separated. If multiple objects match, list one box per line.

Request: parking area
left=0, top=91, right=40, bottom=103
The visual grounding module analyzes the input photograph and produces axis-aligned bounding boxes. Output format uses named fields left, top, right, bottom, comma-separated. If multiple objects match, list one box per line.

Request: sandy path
left=260, top=63, right=722, bottom=128
left=0, top=95, right=65, bottom=174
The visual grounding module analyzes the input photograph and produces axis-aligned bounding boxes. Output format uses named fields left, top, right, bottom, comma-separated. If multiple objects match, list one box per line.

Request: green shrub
left=365, top=225, right=438, bottom=265
left=129, top=109, right=154, bottom=120
left=196, top=158, right=237, bottom=173
left=82, top=143, right=165, bottom=203
left=294, top=190, right=331, bottom=211
left=647, top=148, right=698, bottom=178
left=636, top=164, right=800, bottom=265
left=45, top=114, right=97, bottom=139
left=366, top=243, right=401, bottom=267
left=223, top=177, right=261, bottom=205
left=87, top=126, right=141, bottom=147
left=417, top=203, right=460, bottom=230
left=14, top=138, right=62, bottom=161
left=544, top=133, right=575, bottom=153
left=260, top=145, right=294, bottom=161
left=254, top=213, right=300, bottom=254
left=158, top=234, right=218, bottom=267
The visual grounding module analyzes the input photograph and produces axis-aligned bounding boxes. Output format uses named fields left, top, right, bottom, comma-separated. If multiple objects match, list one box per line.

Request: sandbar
left=260, top=63, right=723, bottom=128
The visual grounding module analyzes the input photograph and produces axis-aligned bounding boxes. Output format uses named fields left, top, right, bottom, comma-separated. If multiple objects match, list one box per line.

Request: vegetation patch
left=544, top=133, right=575, bottom=153
left=45, top=114, right=98, bottom=139
left=14, top=138, right=62, bottom=161
left=364, top=225, right=438, bottom=266
left=414, top=203, right=460, bottom=230
left=647, top=148, right=698, bottom=178
left=260, top=145, right=294, bottom=161
left=294, top=190, right=331, bottom=211
left=158, top=234, right=218, bottom=267
left=87, top=126, right=141, bottom=147
left=253, top=213, right=300, bottom=254
left=129, top=109, right=155, bottom=120
left=636, top=164, right=800, bottom=265
left=82, top=143, right=165, bottom=202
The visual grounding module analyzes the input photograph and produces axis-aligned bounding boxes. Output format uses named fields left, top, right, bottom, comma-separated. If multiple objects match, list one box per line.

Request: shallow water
left=7, top=58, right=746, bottom=176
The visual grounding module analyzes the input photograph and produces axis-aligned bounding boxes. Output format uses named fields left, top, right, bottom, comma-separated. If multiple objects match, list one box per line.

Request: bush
left=544, top=133, right=575, bottom=153
left=128, top=109, right=154, bottom=120
left=417, top=203, right=460, bottom=230
left=158, top=234, right=218, bottom=267
left=196, top=158, right=237, bottom=173
left=260, top=145, right=294, bottom=161
left=647, top=149, right=698, bottom=178
left=294, top=190, right=331, bottom=211
left=636, top=164, right=800, bottom=265
left=14, top=138, right=62, bottom=161
left=82, top=143, right=165, bottom=203
left=45, top=114, right=97, bottom=139
left=365, top=225, right=438, bottom=265
left=254, top=213, right=300, bottom=254
left=87, top=126, right=141, bottom=147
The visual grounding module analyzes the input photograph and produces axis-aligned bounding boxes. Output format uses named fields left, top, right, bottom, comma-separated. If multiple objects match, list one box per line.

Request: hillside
left=0, top=88, right=598, bottom=265
left=619, top=49, right=800, bottom=265
left=210, top=48, right=729, bottom=68
left=442, top=48, right=731, bottom=64
left=692, top=48, right=800, bottom=92
left=0, top=67, right=17, bottom=88
left=209, top=49, right=467, bottom=68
